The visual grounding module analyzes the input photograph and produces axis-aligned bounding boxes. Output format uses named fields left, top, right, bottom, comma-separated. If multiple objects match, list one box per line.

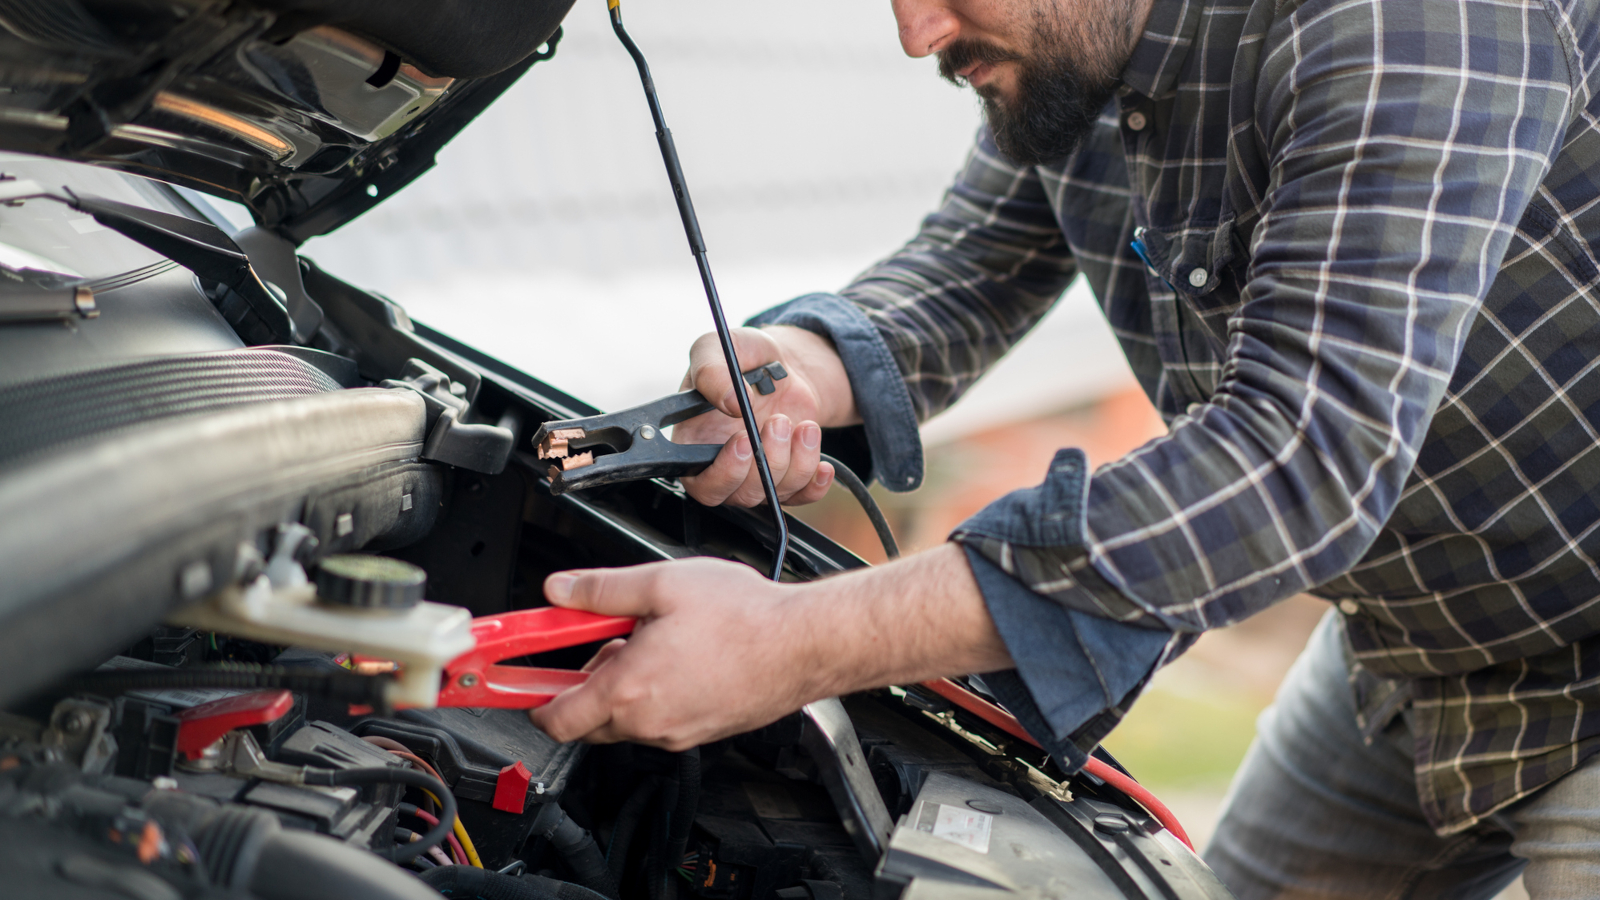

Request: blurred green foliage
left=1101, top=685, right=1267, bottom=789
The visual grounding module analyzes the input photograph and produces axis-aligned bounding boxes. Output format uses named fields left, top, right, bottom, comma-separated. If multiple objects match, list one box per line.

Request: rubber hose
left=419, top=867, right=612, bottom=900
left=647, top=771, right=679, bottom=900
left=250, top=829, right=440, bottom=900
left=663, top=749, right=700, bottom=887
left=526, top=873, right=612, bottom=900
left=303, top=766, right=454, bottom=864
left=606, top=776, right=659, bottom=884
left=532, top=802, right=617, bottom=898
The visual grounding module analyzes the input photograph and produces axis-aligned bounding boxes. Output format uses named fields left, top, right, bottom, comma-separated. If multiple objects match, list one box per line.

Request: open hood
left=0, top=0, right=575, bottom=242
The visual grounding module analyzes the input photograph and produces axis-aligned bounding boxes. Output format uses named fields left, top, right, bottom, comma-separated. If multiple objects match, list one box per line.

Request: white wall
left=303, top=0, right=1135, bottom=441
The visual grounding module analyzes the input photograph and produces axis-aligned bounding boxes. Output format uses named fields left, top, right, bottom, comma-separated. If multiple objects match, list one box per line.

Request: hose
left=63, top=663, right=390, bottom=709
left=531, top=801, right=617, bottom=898
left=819, top=454, right=899, bottom=559
left=647, top=770, right=677, bottom=900
left=606, top=776, right=659, bottom=884
left=251, top=829, right=441, bottom=900
left=662, top=749, right=700, bottom=889
left=301, top=766, right=456, bottom=863
left=419, top=866, right=612, bottom=900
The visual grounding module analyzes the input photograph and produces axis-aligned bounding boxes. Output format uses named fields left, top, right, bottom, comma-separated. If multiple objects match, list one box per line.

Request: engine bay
left=0, top=150, right=1233, bottom=899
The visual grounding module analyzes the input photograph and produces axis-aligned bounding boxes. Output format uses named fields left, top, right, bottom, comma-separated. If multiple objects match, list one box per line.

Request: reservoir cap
left=315, top=554, right=426, bottom=609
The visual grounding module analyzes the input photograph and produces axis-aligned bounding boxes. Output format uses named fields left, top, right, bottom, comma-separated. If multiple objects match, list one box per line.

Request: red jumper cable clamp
left=432, top=606, right=636, bottom=709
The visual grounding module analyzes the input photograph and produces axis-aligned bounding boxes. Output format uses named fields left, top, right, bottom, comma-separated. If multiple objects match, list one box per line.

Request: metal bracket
left=799, top=699, right=894, bottom=863
left=381, top=358, right=514, bottom=474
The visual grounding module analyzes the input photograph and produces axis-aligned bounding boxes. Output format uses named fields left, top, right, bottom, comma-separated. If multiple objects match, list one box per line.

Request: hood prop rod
left=607, top=0, right=789, bottom=581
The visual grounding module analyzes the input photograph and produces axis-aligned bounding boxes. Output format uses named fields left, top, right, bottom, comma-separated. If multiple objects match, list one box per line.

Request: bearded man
left=530, top=0, right=1600, bottom=895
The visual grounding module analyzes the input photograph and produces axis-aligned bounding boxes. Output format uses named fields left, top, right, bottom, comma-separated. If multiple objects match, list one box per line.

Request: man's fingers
left=728, top=414, right=794, bottom=507
left=785, top=460, right=835, bottom=506
left=581, top=638, right=628, bottom=673
left=774, top=422, right=822, bottom=499
left=680, top=432, right=752, bottom=506
left=687, top=327, right=782, bottom=417
left=528, top=679, right=611, bottom=743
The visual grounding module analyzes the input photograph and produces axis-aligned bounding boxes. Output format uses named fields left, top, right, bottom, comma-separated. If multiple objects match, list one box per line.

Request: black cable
left=647, top=770, right=678, bottom=900
left=531, top=802, right=617, bottom=897
left=62, top=664, right=392, bottom=710
left=606, top=775, right=659, bottom=884
left=662, top=749, right=700, bottom=892
left=819, top=453, right=900, bottom=560
left=608, top=1, right=788, bottom=582
left=302, top=766, right=453, bottom=864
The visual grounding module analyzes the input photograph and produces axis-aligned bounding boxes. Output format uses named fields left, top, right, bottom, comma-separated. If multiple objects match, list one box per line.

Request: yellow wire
left=420, top=789, right=484, bottom=868
left=453, top=816, right=484, bottom=868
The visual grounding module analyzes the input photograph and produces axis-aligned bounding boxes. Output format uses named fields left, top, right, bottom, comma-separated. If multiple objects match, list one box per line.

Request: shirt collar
left=1118, top=0, right=1209, bottom=100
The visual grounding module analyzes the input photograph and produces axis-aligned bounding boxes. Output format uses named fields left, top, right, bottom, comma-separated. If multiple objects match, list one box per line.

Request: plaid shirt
left=818, top=0, right=1600, bottom=834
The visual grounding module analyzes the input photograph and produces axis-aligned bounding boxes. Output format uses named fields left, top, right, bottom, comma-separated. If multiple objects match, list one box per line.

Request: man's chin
left=974, top=82, right=1012, bottom=108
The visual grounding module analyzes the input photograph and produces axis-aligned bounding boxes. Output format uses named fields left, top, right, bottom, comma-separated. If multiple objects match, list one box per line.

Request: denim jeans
left=1203, top=611, right=1600, bottom=899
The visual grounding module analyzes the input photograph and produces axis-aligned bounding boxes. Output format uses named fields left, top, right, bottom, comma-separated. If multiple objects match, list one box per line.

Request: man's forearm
left=786, top=542, right=1014, bottom=700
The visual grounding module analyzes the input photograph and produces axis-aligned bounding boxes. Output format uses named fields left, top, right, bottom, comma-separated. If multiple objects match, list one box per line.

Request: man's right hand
left=674, top=325, right=859, bottom=508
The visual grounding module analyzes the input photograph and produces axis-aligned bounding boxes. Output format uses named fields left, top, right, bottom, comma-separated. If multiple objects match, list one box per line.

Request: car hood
left=0, top=0, right=575, bottom=243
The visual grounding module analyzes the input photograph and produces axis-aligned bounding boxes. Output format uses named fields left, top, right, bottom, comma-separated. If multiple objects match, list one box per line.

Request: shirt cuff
left=746, top=293, right=923, bottom=492
left=962, top=544, right=1172, bottom=772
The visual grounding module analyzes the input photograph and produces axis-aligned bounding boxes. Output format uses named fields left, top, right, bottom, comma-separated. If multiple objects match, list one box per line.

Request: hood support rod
left=606, top=0, right=789, bottom=581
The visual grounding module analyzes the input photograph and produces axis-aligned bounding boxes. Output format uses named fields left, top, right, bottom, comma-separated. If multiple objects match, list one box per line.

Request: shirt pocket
left=1133, top=218, right=1247, bottom=328
left=1133, top=219, right=1245, bottom=398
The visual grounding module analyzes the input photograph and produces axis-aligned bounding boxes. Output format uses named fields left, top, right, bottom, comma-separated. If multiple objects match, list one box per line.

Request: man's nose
left=890, top=0, right=961, bottom=58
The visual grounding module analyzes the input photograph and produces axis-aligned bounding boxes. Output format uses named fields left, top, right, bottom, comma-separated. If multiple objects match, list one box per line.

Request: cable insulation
left=818, top=453, right=899, bottom=559
left=362, top=736, right=484, bottom=868
left=303, top=766, right=457, bottom=862
left=918, top=678, right=1193, bottom=849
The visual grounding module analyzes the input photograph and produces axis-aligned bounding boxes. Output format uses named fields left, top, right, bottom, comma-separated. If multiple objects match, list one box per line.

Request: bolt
left=457, top=673, right=479, bottom=688
left=639, top=425, right=656, bottom=440
left=60, top=710, right=94, bottom=735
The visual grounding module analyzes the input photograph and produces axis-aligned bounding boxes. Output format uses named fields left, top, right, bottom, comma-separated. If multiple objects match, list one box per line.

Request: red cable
left=919, top=678, right=1193, bottom=850
left=407, top=805, right=469, bottom=866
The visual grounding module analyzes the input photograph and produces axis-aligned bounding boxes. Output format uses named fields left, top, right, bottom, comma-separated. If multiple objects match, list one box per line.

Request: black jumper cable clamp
left=531, top=362, right=787, bottom=494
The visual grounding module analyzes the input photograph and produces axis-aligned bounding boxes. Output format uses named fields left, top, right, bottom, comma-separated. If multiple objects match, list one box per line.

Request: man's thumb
left=544, top=566, right=660, bottom=618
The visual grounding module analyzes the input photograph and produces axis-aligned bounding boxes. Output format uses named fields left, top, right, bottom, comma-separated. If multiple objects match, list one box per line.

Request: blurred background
left=300, top=2, right=1523, bottom=893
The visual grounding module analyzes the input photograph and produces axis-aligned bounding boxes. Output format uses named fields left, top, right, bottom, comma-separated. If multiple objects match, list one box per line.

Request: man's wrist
left=773, top=544, right=1012, bottom=702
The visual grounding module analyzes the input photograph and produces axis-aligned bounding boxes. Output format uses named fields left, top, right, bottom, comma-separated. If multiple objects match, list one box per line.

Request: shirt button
left=1126, top=111, right=1148, bottom=131
left=1187, top=267, right=1209, bottom=288
left=1338, top=599, right=1361, bottom=615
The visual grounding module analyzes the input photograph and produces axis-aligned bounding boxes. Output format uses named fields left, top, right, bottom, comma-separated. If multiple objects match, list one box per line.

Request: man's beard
left=938, top=9, right=1127, bottom=166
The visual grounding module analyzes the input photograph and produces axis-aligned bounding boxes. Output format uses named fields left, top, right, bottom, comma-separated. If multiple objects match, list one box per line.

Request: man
left=529, top=0, right=1600, bottom=895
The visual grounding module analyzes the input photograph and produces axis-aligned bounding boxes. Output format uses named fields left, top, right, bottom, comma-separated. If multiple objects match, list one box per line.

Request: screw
left=61, top=710, right=93, bottom=735
left=457, top=673, right=479, bottom=688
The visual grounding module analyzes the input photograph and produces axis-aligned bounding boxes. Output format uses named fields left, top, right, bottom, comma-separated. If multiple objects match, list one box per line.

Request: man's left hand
left=527, top=544, right=1013, bottom=749
left=528, top=558, right=820, bottom=750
